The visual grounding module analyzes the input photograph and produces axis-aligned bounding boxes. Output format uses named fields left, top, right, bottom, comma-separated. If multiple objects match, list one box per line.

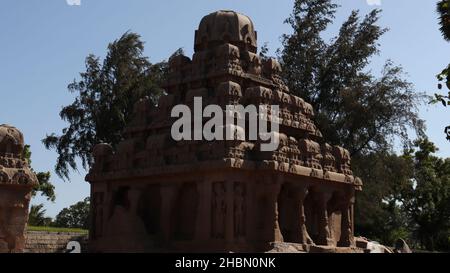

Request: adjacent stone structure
left=86, top=10, right=363, bottom=252
left=0, top=124, right=38, bottom=253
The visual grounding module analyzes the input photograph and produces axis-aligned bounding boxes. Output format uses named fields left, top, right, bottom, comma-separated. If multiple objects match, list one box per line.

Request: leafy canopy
left=279, top=0, right=429, bottom=248
left=43, top=32, right=168, bottom=180
left=352, top=152, right=414, bottom=245
left=28, top=204, right=53, bottom=227
left=403, top=139, right=450, bottom=251
left=280, top=0, right=426, bottom=155
left=23, top=145, right=56, bottom=202
left=433, top=0, right=450, bottom=141
left=438, top=0, right=450, bottom=41
left=53, top=197, right=90, bottom=229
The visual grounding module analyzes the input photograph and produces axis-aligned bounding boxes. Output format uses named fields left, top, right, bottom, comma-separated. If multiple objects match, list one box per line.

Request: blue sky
left=1, top=0, right=448, bottom=217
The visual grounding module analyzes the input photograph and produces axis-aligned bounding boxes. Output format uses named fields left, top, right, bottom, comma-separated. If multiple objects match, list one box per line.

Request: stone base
left=267, top=242, right=364, bottom=253
left=266, top=242, right=308, bottom=253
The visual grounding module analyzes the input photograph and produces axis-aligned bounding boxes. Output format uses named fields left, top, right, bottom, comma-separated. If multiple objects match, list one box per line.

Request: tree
left=352, top=152, right=414, bottom=245
left=43, top=32, right=168, bottom=180
left=438, top=0, right=450, bottom=41
left=353, top=139, right=450, bottom=251
left=28, top=204, right=52, bottom=227
left=280, top=1, right=425, bottom=154
left=23, top=145, right=56, bottom=202
left=403, top=139, right=450, bottom=251
left=434, top=0, right=450, bottom=141
left=279, top=0, right=426, bottom=246
left=53, top=197, right=90, bottom=229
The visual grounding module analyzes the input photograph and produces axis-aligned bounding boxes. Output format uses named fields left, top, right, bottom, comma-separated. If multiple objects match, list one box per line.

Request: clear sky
left=1, top=0, right=448, bottom=217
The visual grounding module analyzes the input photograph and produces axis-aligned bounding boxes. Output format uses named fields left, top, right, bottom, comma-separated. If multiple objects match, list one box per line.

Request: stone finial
left=195, top=10, right=258, bottom=53
left=0, top=124, right=25, bottom=156
left=0, top=125, right=38, bottom=187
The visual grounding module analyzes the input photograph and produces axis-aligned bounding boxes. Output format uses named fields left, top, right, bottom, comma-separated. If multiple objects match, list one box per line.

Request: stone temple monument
left=86, top=10, right=363, bottom=252
left=0, top=124, right=38, bottom=253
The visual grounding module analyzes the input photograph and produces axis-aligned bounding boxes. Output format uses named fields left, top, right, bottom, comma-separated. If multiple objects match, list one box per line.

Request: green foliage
left=353, top=140, right=450, bottom=251
left=259, top=42, right=270, bottom=62
left=28, top=204, right=52, bottom=227
left=23, top=145, right=56, bottom=202
left=434, top=1, right=450, bottom=140
left=437, top=0, right=450, bottom=41
left=353, top=152, right=414, bottom=246
left=43, top=32, right=168, bottom=180
left=279, top=0, right=434, bottom=249
left=53, top=197, right=90, bottom=229
left=280, top=1, right=426, bottom=154
left=402, top=139, right=450, bottom=251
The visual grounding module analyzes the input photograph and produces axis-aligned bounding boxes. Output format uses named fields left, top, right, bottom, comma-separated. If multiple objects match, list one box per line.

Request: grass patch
left=27, top=226, right=89, bottom=234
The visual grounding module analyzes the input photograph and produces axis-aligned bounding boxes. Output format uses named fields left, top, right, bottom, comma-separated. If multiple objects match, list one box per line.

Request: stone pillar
left=293, top=185, right=314, bottom=245
left=272, top=198, right=283, bottom=242
left=102, top=186, right=114, bottom=239
left=196, top=180, right=211, bottom=241
left=338, top=188, right=355, bottom=247
left=266, top=178, right=283, bottom=243
left=160, top=184, right=178, bottom=245
left=90, top=183, right=106, bottom=241
left=315, top=191, right=334, bottom=246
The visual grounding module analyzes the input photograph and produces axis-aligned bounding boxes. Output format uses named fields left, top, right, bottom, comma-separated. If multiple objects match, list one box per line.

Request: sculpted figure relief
left=215, top=43, right=241, bottom=72
left=300, top=139, right=323, bottom=170
left=321, top=143, right=337, bottom=173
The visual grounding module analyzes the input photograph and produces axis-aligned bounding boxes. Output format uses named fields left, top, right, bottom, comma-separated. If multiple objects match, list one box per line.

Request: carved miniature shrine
left=0, top=124, right=38, bottom=253
left=86, top=10, right=363, bottom=252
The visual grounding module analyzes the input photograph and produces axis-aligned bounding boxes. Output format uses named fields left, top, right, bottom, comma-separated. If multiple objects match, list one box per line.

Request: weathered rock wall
left=24, top=231, right=88, bottom=253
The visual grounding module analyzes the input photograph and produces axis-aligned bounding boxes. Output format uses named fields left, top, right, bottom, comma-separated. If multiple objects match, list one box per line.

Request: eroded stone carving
left=234, top=183, right=245, bottom=238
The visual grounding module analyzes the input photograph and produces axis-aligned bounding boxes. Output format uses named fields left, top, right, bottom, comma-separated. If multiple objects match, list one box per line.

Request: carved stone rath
left=315, top=190, right=335, bottom=246
left=86, top=10, right=363, bottom=253
left=0, top=125, right=38, bottom=253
